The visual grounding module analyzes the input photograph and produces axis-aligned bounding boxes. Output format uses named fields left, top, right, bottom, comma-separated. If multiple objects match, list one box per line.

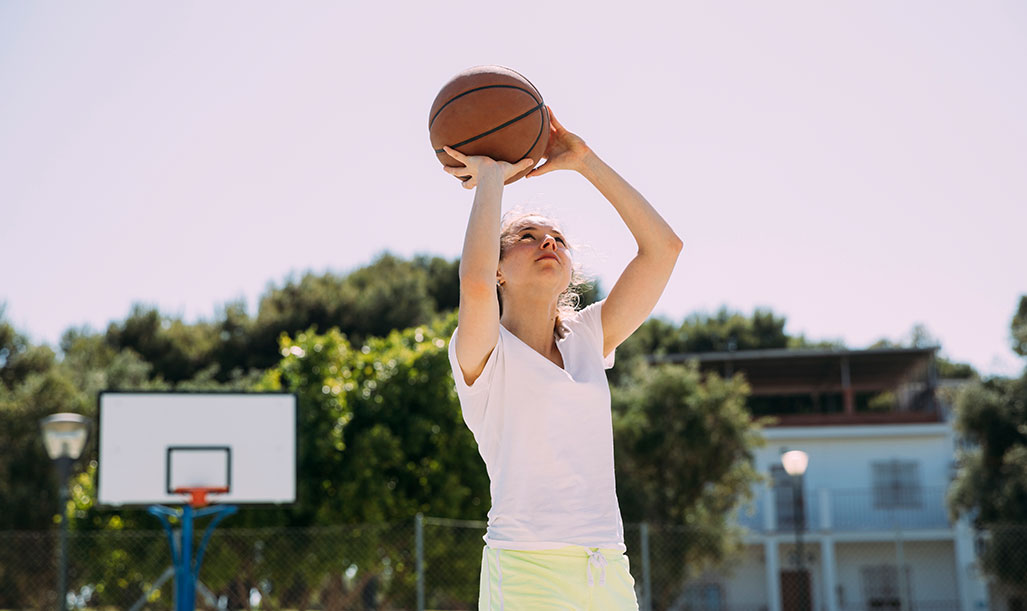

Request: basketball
left=429, top=65, right=550, bottom=184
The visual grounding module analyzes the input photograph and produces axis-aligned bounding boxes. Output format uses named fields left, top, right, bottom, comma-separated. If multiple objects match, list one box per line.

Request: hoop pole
left=193, top=505, right=238, bottom=578
left=147, top=502, right=237, bottom=611
left=147, top=505, right=181, bottom=567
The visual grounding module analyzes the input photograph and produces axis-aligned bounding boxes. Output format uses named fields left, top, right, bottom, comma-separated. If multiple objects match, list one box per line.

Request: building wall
left=717, top=545, right=770, bottom=608
left=833, top=541, right=960, bottom=609
left=711, top=540, right=962, bottom=611
left=709, top=422, right=976, bottom=610
left=754, top=424, right=955, bottom=496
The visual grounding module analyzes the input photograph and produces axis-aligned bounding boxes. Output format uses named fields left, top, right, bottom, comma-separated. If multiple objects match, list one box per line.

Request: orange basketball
left=429, top=65, right=550, bottom=184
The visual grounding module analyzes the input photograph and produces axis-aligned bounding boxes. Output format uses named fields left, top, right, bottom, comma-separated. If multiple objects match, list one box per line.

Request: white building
left=660, top=347, right=990, bottom=611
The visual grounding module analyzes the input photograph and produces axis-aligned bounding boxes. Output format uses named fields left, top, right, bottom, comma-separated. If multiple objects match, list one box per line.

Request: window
left=872, top=460, right=922, bottom=509
left=860, top=565, right=912, bottom=610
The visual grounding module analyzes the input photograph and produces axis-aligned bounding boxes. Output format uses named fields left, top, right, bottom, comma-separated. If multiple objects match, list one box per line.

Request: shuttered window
left=872, top=460, right=922, bottom=509
left=860, top=564, right=912, bottom=610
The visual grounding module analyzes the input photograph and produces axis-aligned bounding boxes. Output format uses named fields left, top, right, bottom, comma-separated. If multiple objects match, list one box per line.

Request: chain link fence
left=0, top=516, right=1016, bottom=610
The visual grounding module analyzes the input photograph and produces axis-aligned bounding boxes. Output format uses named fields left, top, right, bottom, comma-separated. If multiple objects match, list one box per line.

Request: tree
left=415, top=254, right=461, bottom=314
left=611, top=360, right=762, bottom=607
left=97, top=254, right=463, bottom=383
left=257, top=312, right=485, bottom=525
left=869, top=323, right=978, bottom=379
left=1012, top=295, right=1027, bottom=358
left=0, top=305, right=56, bottom=390
left=610, top=307, right=792, bottom=386
left=948, top=294, right=1027, bottom=588
left=248, top=253, right=458, bottom=373
left=212, top=313, right=489, bottom=606
left=104, top=305, right=218, bottom=384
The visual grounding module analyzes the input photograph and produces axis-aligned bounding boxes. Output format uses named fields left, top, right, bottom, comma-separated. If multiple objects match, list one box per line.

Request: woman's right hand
left=442, top=146, right=534, bottom=190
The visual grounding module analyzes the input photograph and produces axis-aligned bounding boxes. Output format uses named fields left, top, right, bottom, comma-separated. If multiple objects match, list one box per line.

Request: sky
left=1, top=1, right=1025, bottom=377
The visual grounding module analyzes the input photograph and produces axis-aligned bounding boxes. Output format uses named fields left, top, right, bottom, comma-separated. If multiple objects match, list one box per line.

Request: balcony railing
left=736, top=486, right=951, bottom=534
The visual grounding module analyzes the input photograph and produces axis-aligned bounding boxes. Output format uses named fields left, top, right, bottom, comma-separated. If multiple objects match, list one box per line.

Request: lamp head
left=781, top=449, right=809, bottom=477
left=40, top=413, right=90, bottom=461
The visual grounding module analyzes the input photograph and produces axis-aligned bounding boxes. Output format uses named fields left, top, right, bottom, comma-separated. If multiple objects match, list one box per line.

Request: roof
left=653, top=346, right=938, bottom=396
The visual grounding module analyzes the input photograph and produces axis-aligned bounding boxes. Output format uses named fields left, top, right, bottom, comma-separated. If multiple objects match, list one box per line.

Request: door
left=780, top=569, right=812, bottom=611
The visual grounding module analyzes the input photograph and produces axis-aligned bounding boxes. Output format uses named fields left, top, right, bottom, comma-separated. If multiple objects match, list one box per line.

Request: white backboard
left=98, top=392, right=296, bottom=506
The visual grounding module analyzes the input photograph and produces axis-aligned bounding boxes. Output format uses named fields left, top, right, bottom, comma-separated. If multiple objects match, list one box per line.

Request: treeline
left=1, top=252, right=986, bottom=530
left=92, top=253, right=464, bottom=385
left=1, top=252, right=986, bottom=529
left=3, top=252, right=1018, bottom=602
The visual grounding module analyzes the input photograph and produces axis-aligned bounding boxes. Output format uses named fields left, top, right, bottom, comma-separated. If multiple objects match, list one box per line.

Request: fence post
left=415, top=513, right=425, bottom=611
left=640, top=522, right=652, bottom=611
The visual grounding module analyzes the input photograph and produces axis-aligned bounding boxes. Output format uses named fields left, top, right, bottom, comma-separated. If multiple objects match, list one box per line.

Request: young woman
left=445, top=110, right=682, bottom=610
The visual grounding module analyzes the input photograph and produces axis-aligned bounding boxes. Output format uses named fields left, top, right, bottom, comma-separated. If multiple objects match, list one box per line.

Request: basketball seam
left=429, top=84, right=540, bottom=128
left=518, top=103, right=548, bottom=163
left=432, top=101, right=544, bottom=154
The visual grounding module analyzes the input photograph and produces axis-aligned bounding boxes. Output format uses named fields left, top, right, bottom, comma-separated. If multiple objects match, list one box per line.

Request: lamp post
left=40, top=413, right=91, bottom=611
left=781, top=449, right=809, bottom=611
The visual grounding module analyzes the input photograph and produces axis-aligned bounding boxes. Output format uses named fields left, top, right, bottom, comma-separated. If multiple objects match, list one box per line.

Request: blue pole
left=148, top=504, right=237, bottom=611
left=179, top=505, right=194, bottom=611
left=193, top=505, right=237, bottom=577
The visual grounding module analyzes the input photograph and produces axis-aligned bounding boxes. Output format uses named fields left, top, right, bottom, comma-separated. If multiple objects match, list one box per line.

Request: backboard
left=97, top=391, right=296, bottom=506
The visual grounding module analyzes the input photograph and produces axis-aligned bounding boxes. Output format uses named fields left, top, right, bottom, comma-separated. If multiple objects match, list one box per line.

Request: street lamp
left=40, top=413, right=91, bottom=611
left=781, top=450, right=809, bottom=611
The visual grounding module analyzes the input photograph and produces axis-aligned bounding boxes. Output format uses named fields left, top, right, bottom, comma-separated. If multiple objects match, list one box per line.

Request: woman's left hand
left=526, top=107, right=593, bottom=178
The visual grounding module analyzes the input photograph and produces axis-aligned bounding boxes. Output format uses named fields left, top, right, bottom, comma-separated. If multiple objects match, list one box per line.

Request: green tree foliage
left=611, top=307, right=792, bottom=386
left=416, top=254, right=461, bottom=314
left=612, top=360, right=762, bottom=607
left=258, top=312, right=486, bottom=525
left=202, top=315, right=483, bottom=606
left=869, top=324, right=977, bottom=379
left=1012, top=295, right=1027, bottom=358
left=249, top=254, right=459, bottom=372
left=0, top=365, right=83, bottom=529
left=104, top=305, right=220, bottom=384
left=676, top=308, right=789, bottom=353
left=0, top=309, right=86, bottom=531
left=936, top=357, right=977, bottom=380
left=89, top=253, right=462, bottom=385
left=949, top=374, right=1027, bottom=584
left=0, top=307, right=57, bottom=389
left=948, top=295, right=1027, bottom=586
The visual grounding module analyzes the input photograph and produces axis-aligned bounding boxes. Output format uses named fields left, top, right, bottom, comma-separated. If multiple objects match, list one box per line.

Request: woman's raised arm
left=445, top=147, right=533, bottom=385
left=526, top=112, right=682, bottom=357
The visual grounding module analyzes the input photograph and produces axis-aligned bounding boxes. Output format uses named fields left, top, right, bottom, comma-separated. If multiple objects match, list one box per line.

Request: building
left=657, top=346, right=989, bottom=611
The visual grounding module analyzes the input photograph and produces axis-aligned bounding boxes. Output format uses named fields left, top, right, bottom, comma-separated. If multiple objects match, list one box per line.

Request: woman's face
left=498, top=219, right=573, bottom=299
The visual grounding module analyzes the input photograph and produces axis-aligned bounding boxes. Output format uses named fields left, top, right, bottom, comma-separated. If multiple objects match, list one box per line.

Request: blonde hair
left=497, top=209, right=592, bottom=338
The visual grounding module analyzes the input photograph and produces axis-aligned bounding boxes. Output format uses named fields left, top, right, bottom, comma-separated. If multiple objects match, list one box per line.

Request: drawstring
left=586, top=549, right=608, bottom=587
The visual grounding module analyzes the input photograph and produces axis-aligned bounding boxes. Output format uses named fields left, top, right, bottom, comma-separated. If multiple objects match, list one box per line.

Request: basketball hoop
left=99, top=391, right=296, bottom=611
left=174, top=487, right=229, bottom=508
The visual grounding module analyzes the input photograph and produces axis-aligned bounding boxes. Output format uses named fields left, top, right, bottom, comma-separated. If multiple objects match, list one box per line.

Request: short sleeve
left=448, top=327, right=502, bottom=432
left=566, top=300, right=615, bottom=369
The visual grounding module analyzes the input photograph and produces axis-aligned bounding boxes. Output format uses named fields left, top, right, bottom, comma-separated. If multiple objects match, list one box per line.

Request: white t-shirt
left=448, top=300, right=626, bottom=551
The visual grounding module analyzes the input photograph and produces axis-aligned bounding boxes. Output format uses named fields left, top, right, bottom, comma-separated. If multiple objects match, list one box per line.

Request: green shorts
left=479, top=545, right=639, bottom=610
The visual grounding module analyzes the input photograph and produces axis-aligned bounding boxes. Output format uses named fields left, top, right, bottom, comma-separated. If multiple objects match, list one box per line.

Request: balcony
left=736, top=486, right=951, bottom=534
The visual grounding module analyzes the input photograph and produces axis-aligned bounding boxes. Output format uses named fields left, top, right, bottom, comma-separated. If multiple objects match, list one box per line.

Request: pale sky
left=1, top=1, right=1024, bottom=377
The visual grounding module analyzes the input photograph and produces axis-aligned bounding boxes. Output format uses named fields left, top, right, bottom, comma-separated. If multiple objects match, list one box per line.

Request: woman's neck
left=500, top=293, right=561, bottom=357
